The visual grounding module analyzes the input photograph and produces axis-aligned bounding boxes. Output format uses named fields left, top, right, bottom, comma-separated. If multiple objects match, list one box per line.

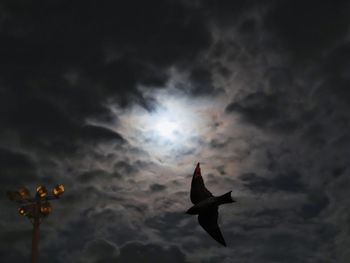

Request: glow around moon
left=109, top=89, right=226, bottom=163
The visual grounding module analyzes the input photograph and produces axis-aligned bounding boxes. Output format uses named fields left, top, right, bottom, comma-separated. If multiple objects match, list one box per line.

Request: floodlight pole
left=7, top=184, right=64, bottom=263
left=31, top=196, right=40, bottom=263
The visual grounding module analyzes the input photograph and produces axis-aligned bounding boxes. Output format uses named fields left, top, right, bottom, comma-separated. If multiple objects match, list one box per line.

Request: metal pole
left=31, top=197, right=40, bottom=263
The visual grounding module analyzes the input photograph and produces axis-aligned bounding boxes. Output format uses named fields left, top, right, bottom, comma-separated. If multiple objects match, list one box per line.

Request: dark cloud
left=1, top=94, right=125, bottom=156
left=78, top=239, right=120, bottom=263
left=320, top=42, right=350, bottom=105
left=300, top=192, right=329, bottom=219
left=145, top=211, right=197, bottom=245
left=117, top=242, right=186, bottom=263
left=77, top=169, right=119, bottom=183
left=198, top=0, right=262, bottom=26
left=0, top=228, right=31, bottom=263
left=0, top=148, right=38, bottom=190
left=48, top=239, right=186, bottom=263
left=240, top=171, right=305, bottom=193
left=264, top=0, right=350, bottom=60
left=113, top=160, right=140, bottom=176
left=225, top=91, right=299, bottom=132
left=188, top=66, right=216, bottom=96
left=149, top=183, right=167, bottom=192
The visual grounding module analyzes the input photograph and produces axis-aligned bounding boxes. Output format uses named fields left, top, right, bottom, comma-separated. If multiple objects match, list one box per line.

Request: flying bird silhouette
left=186, top=163, right=235, bottom=246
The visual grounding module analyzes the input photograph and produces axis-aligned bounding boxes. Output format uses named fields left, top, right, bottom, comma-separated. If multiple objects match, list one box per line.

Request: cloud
left=0, top=148, right=38, bottom=191
left=149, top=183, right=167, bottom=192
left=225, top=91, right=299, bottom=132
left=240, top=171, right=305, bottom=194
left=2, top=0, right=350, bottom=262
left=264, top=0, right=350, bottom=59
left=78, top=239, right=120, bottom=263
left=117, top=242, right=186, bottom=263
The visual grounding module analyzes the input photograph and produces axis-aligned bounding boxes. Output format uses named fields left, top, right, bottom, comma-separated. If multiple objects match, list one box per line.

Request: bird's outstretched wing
left=198, top=208, right=226, bottom=246
left=190, top=163, right=213, bottom=204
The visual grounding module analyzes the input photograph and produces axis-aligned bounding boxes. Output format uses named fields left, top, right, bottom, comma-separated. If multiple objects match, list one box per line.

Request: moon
left=154, top=119, right=179, bottom=140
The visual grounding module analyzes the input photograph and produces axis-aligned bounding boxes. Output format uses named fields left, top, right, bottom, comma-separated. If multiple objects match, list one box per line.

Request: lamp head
left=52, top=184, right=64, bottom=197
left=18, top=206, right=27, bottom=216
left=17, top=187, right=30, bottom=200
left=36, top=185, right=48, bottom=198
left=18, top=205, right=34, bottom=217
left=40, top=202, right=52, bottom=216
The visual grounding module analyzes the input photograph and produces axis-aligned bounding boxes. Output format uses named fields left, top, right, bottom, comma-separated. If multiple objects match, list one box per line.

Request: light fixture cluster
left=7, top=184, right=64, bottom=218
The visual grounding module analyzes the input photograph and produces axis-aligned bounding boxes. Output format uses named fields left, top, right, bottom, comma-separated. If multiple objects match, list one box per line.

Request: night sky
left=1, top=1, right=350, bottom=262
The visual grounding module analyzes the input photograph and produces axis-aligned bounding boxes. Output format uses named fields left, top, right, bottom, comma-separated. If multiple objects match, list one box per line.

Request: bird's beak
left=194, top=163, right=201, bottom=178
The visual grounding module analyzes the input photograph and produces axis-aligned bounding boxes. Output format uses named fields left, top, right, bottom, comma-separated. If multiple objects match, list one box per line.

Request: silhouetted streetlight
left=7, top=184, right=65, bottom=263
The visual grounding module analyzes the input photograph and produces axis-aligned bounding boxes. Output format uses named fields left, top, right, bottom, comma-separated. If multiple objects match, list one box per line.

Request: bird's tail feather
left=218, top=191, right=235, bottom=204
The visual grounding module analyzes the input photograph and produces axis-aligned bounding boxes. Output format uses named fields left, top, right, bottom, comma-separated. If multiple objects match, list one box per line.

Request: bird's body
left=186, top=196, right=218, bottom=215
left=186, top=163, right=235, bottom=246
